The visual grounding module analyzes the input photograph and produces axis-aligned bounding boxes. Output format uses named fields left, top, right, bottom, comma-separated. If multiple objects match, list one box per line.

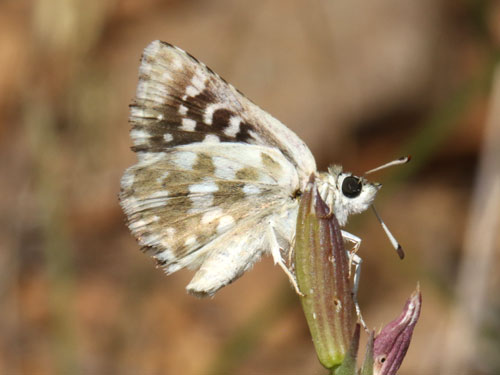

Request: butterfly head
left=317, top=165, right=381, bottom=226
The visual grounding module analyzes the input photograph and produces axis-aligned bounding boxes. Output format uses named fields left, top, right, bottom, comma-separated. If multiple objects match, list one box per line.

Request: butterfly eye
left=342, top=176, right=362, bottom=198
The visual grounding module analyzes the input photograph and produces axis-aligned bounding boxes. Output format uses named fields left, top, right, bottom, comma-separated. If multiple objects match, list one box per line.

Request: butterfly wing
left=129, top=40, right=316, bottom=183
left=120, top=143, right=300, bottom=295
left=121, top=41, right=316, bottom=294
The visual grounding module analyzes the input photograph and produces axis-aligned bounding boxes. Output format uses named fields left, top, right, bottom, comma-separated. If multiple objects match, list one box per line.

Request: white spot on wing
left=242, top=184, right=261, bottom=195
left=224, top=116, right=241, bottom=137
left=181, top=118, right=197, bottom=131
left=172, top=151, right=197, bottom=170
left=130, top=128, right=150, bottom=141
left=213, top=156, right=238, bottom=180
left=191, top=70, right=206, bottom=91
left=201, top=208, right=223, bottom=225
left=217, top=215, right=235, bottom=233
left=203, top=134, right=220, bottom=143
left=163, top=133, right=173, bottom=143
left=171, top=55, right=184, bottom=69
left=189, top=182, right=219, bottom=194
left=183, top=68, right=207, bottom=98
left=178, top=105, right=188, bottom=115
left=186, top=85, right=199, bottom=97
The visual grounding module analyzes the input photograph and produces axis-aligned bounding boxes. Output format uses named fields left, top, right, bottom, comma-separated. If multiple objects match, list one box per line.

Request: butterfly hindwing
left=120, top=143, right=300, bottom=292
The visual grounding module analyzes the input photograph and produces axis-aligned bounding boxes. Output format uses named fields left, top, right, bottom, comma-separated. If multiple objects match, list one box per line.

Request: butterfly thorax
left=316, top=166, right=381, bottom=227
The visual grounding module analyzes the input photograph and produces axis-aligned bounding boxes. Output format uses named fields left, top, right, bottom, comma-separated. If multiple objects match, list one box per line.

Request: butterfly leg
left=349, top=251, right=367, bottom=330
left=341, top=230, right=362, bottom=277
left=340, top=230, right=367, bottom=329
left=267, top=225, right=304, bottom=296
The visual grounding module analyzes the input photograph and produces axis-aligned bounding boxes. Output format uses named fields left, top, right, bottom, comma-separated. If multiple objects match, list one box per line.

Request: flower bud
left=373, top=288, right=422, bottom=375
left=294, top=175, right=355, bottom=369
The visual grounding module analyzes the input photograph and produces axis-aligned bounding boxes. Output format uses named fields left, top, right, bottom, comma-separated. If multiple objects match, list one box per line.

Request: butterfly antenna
left=364, top=156, right=411, bottom=175
left=371, top=205, right=404, bottom=259
left=364, top=156, right=410, bottom=259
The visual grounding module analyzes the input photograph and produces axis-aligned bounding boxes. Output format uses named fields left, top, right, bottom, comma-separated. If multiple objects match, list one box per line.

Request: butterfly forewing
left=129, top=40, right=316, bottom=179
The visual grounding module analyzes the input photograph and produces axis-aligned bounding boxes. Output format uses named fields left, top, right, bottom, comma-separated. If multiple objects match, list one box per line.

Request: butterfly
left=119, top=40, right=404, bottom=297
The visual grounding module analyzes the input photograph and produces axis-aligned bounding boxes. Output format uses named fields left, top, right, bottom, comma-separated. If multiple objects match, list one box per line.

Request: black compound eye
left=341, top=176, right=362, bottom=198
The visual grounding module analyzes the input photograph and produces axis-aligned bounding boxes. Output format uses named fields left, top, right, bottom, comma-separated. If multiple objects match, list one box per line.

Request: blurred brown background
left=1, top=0, right=500, bottom=374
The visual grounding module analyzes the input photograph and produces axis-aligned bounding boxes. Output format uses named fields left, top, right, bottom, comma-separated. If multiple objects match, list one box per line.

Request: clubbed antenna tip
left=371, top=205, right=404, bottom=260
left=364, top=156, right=411, bottom=175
